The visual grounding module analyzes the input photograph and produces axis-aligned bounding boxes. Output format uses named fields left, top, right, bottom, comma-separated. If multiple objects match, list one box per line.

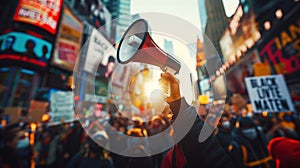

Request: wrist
left=169, top=97, right=189, bottom=120
left=166, top=96, right=181, bottom=104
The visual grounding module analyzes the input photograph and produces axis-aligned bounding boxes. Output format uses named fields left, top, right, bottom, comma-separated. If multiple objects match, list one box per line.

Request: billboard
left=226, top=50, right=261, bottom=95
left=73, top=0, right=111, bottom=35
left=52, top=6, right=84, bottom=71
left=13, top=0, right=63, bottom=34
left=258, top=13, right=300, bottom=74
left=84, top=29, right=116, bottom=73
left=220, top=5, right=260, bottom=63
left=0, top=31, right=52, bottom=68
left=245, top=75, right=295, bottom=112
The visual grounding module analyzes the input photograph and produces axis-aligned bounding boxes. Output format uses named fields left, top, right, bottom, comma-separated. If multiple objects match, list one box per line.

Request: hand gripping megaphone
left=117, top=19, right=181, bottom=74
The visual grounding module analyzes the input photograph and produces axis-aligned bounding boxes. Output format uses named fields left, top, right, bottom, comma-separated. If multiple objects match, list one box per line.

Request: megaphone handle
left=165, top=53, right=181, bottom=75
left=160, top=67, right=171, bottom=97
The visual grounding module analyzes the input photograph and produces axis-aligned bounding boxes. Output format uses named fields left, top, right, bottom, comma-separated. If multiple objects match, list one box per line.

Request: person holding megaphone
left=116, top=18, right=235, bottom=168
left=160, top=72, right=235, bottom=168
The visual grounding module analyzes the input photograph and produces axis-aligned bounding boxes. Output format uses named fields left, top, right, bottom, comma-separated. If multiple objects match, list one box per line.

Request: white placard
left=50, top=91, right=74, bottom=123
left=85, top=94, right=107, bottom=103
left=245, top=75, right=295, bottom=113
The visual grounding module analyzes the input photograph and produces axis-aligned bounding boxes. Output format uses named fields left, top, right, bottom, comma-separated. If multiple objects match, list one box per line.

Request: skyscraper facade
left=202, top=0, right=229, bottom=55
left=103, top=0, right=133, bottom=42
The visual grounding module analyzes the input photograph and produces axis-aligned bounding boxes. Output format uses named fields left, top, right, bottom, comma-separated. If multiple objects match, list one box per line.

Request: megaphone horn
left=117, top=19, right=181, bottom=74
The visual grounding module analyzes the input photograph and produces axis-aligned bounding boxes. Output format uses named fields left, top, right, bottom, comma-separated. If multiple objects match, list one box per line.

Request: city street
left=0, top=0, right=300, bottom=168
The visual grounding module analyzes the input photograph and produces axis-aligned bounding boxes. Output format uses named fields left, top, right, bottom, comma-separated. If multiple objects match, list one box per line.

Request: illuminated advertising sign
left=220, top=5, right=260, bottom=63
left=73, top=0, right=111, bottom=35
left=0, top=32, right=52, bottom=68
left=13, top=0, right=63, bottom=34
left=219, top=29, right=236, bottom=62
left=258, top=16, right=300, bottom=74
left=52, top=6, right=84, bottom=71
left=226, top=50, right=261, bottom=95
left=84, top=29, right=116, bottom=73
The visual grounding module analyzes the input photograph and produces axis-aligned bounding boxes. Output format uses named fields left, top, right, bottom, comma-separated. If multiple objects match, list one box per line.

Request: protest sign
left=245, top=75, right=295, bottom=113
left=28, top=100, right=49, bottom=122
left=50, top=91, right=74, bottom=124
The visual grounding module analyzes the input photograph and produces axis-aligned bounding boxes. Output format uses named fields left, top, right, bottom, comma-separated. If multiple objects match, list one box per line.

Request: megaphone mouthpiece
left=117, top=19, right=181, bottom=74
left=127, top=35, right=143, bottom=48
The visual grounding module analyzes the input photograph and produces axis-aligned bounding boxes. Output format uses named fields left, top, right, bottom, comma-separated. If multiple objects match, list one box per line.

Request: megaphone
left=117, top=19, right=181, bottom=74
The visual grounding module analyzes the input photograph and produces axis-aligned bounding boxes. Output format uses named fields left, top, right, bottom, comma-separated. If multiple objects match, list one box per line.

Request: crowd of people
left=1, top=72, right=300, bottom=168
left=1, top=104, right=300, bottom=168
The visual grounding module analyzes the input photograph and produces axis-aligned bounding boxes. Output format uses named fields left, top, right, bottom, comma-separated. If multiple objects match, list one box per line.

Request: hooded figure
left=229, top=117, right=275, bottom=168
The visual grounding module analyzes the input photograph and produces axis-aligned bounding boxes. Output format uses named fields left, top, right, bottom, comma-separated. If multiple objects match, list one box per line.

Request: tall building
left=103, top=0, right=131, bottom=20
left=103, top=0, right=118, bottom=19
left=198, top=0, right=207, bottom=32
left=163, top=38, right=174, bottom=55
left=203, top=0, right=229, bottom=56
left=103, top=0, right=133, bottom=42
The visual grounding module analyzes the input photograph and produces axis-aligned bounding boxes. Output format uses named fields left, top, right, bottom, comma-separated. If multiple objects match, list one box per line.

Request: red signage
left=259, top=18, right=300, bottom=74
left=51, top=6, right=83, bottom=71
left=13, top=0, right=63, bottom=34
left=0, top=54, right=47, bottom=67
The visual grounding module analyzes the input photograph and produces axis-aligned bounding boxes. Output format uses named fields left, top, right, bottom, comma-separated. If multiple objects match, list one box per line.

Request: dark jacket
left=1, top=146, right=23, bottom=168
left=229, top=127, right=275, bottom=168
left=216, top=128, right=234, bottom=154
left=168, top=98, right=236, bottom=168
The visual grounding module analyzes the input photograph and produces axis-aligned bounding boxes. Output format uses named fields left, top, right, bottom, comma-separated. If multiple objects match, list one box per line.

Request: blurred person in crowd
left=127, top=117, right=149, bottom=137
left=216, top=114, right=234, bottom=154
left=126, top=128, right=149, bottom=154
left=229, top=104, right=239, bottom=123
left=108, top=121, right=127, bottom=168
left=0, top=123, right=32, bottom=168
left=266, top=116, right=286, bottom=140
left=148, top=107, right=174, bottom=168
left=34, top=128, right=62, bottom=168
left=124, top=129, right=153, bottom=168
left=268, top=137, right=300, bottom=168
left=280, top=113, right=299, bottom=140
left=148, top=115, right=166, bottom=136
left=61, top=121, right=85, bottom=167
left=82, top=107, right=91, bottom=119
left=66, top=135, right=113, bottom=168
left=281, top=113, right=296, bottom=130
left=229, top=117, right=275, bottom=168
left=159, top=72, right=234, bottom=168
left=88, top=117, right=105, bottom=135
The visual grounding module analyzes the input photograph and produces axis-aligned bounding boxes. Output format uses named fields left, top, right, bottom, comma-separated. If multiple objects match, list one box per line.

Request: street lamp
left=275, top=9, right=283, bottom=19
left=264, top=21, right=271, bottom=30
